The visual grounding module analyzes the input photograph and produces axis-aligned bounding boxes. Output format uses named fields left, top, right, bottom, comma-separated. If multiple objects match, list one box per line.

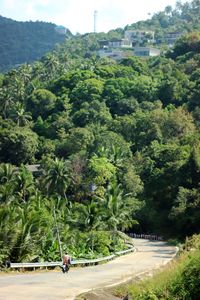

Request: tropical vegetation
left=0, top=0, right=200, bottom=271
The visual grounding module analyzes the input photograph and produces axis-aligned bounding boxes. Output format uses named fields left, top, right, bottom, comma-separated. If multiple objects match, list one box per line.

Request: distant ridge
left=0, top=16, right=72, bottom=72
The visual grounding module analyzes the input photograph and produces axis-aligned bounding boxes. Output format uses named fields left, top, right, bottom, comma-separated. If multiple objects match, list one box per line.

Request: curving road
left=0, top=239, right=177, bottom=300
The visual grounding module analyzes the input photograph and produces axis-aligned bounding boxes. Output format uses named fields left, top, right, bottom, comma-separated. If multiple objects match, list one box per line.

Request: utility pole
left=94, top=10, right=98, bottom=33
left=53, top=206, right=63, bottom=260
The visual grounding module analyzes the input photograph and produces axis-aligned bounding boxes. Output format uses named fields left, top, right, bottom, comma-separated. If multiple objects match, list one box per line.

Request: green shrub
left=181, top=251, right=200, bottom=300
left=62, top=230, right=128, bottom=259
left=184, top=234, right=200, bottom=251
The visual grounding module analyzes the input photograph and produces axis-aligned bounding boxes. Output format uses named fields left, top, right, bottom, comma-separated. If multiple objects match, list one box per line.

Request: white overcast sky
left=0, top=0, right=191, bottom=34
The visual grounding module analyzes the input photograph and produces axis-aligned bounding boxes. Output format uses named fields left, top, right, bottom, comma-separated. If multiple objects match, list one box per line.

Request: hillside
left=0, top=0, right=200, bottom=266
left=0, top=16, right=71, bottom=72
left=125, top=0, right=200, bottom=38
left=1, top=1, right=200, bottom=72
left=50, top=0, right=200, bottom=61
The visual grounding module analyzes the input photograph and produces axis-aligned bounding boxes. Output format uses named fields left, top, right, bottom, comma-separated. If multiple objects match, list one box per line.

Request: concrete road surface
left=0, top=239, right=177, bottom=300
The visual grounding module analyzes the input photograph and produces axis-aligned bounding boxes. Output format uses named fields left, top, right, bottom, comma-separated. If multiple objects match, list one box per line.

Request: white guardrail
left=9, top=247, right=135, bottom=270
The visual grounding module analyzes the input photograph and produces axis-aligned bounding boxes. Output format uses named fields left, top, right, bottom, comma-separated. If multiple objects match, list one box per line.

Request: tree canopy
left=0, top=0, right=200, bottom=264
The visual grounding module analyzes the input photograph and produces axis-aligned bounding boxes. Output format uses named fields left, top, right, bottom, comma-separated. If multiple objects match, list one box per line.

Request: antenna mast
left=94, top=10, right=97, bottom=33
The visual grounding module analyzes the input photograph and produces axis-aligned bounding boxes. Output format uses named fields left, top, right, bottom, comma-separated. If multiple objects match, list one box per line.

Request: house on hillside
left=99, top=40, right=109, bottom=48
left=158, top=32, right=182, bottom=46
left=133, top=47, right=160, bottom=57
left=26, top=164, right=41, bottom=176
left=98, top=32, right=161, bottom=60
left=55, top=25, right=67, bottom=35
left=125, top=30, right=155, bottom=46
left=98, top=49, right=133, bottom=60
left=99, top=39, right=132, bottom=49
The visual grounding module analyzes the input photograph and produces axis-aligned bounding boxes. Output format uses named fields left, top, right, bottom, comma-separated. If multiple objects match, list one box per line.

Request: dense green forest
left=0, top=0, right=200, bottom=267
left=0, top=16, right=71, bottom=72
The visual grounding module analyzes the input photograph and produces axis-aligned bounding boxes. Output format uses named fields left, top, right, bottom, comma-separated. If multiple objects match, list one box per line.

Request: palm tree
left=0, top=163, right=16, bottom=184
left=97, top=180, right=138, bottom=231
left=7, top=204, right=43, bottom=262
left=18, top=64, right=32, bottom=85
left=42, top=53, right=59, bottom=81
left=72, top=200, right=101, bottom=231
left=32, top=61, right=46, bottom=84
left=97, top=145, right=126, bottom=168
left=0, top=87, right=14, bottom=119
left=15, top=165, right=35, bottom=202
left=0, top=184, right=15, bottom=204
left=13, top=77, right=26, bottom=103
left=11, top=102, right=32, bottom=126
left=165, top=5, right=173, bottom=15
left=43, top=158, right=71, bottom=200
left=28, top=193, right=56, bottom=261
left=0, top=204, right=17, bottom=260
left=0, top=164, right=16, bottom=204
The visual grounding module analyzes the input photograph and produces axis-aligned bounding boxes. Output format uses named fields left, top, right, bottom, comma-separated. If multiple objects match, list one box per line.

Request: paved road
left=0, top=239, right=177, bottom=300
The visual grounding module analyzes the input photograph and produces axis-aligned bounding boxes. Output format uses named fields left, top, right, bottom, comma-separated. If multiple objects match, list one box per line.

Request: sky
left=0, top=0, right=191, bottom=34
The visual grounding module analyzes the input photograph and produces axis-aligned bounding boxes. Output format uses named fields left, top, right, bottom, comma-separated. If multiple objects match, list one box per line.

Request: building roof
left=26, top=164, right=40, bottom=172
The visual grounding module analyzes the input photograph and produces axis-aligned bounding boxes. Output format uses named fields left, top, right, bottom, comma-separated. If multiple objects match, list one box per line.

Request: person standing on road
left=61, top=253, right=71, bottom=273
